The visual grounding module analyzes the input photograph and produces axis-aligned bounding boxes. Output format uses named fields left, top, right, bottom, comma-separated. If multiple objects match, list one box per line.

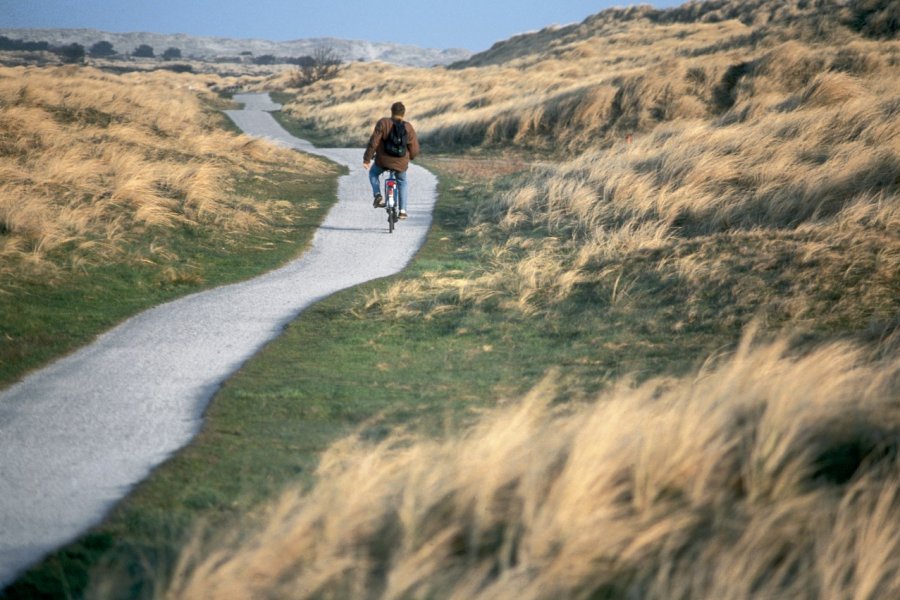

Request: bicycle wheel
left=385, top=176, right=397, bottom=233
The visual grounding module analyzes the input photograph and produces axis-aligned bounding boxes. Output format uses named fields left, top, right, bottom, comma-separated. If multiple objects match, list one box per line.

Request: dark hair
left=391, top=101, right=406, bottom=117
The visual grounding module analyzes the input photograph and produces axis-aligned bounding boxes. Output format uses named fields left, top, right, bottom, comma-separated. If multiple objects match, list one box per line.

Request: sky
left=1, top=0, right=685, bottom=52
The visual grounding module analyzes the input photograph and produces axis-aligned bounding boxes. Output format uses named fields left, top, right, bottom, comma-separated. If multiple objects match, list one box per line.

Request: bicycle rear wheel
left=388, top=208, right=395, bottom=233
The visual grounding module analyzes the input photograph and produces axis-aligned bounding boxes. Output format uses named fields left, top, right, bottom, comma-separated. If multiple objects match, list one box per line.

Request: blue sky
left=1, top=0, right=685, bottom=51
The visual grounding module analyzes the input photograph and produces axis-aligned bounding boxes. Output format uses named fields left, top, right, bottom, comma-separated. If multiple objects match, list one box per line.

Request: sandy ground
left=0, top=93, right=436, bottom=587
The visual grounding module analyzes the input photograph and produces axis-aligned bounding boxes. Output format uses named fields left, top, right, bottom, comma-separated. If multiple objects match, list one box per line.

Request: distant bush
left=162, top=47, right=182, bottom=60
left=0, top=36, right=48, bottom=52
left=284, top=56, right=316, bottom=66
left=132, top=44, right=154, bottom=58
left=252, top=54, right=319, bottom=66
left=0, top=35, right=50, bottom=52
left=53, top=43, right=85, bottom=64
left=0, top=36, right=86, bottom=63
left=253, top=54, right=277, bottom=65
left=287, top=46, right=344, bottom=87
left=160, top=63, right=193, bottom=73
left=89, top=41, right=116, bottom=57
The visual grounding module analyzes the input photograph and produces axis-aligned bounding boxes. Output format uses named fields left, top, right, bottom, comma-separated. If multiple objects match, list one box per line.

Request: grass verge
left=0, top=164, right=343, bottom=390
left=268, top=93, right=349, bottom=148
left=2, top=154, right=745, bottom=598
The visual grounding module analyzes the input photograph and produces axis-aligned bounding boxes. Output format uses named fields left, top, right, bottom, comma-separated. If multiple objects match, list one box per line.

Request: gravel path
left=0, top=93, right=436, bottom=587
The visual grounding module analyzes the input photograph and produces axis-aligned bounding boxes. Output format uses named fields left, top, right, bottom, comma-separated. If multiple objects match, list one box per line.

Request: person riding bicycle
left=363, top=101, right=419, bottom=219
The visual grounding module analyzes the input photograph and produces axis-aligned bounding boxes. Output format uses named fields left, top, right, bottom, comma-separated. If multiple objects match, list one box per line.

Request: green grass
left=268, top=93, right=354, bottom=147
left=210, top=104, right=244, bottom=135
left=0, top=166, right=343, bottom=391
left=2, top=155, right=740, bottom=599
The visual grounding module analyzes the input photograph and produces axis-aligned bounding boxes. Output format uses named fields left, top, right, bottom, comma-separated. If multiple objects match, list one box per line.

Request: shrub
left=253, top=54, right=277, bottom=65
left=287, top=46, right=344, bottom=87
left=0, top=36, right=48, bottom=51
left=161, top=63, right=194, bottom=74
left=89, top=41, right=116, bottom=58
left=53, top=43, right=85, bottom=64
left=162, top=47, right=182, bottom=60
left=132, top=44, right=154, bottom=58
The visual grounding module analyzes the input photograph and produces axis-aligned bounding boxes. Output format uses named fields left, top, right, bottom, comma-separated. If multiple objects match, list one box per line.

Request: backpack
left=383, top=120, right=408, bottom=157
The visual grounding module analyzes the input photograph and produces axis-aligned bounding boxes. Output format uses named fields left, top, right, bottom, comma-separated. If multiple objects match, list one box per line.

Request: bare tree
left=289, top=45, right=344, bottom=87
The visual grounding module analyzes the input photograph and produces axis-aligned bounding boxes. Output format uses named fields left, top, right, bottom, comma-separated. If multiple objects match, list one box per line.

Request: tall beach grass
left=30, top=1, right=898, bottom=596
left=158, top=5, right=900, bottom=596
left=0, top=65, right=323, bottom=282
left=163, top=332, right=900, bottom=599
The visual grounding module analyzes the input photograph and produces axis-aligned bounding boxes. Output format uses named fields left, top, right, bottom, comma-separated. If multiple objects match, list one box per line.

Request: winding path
left=0, top=93, right=437, bottom=586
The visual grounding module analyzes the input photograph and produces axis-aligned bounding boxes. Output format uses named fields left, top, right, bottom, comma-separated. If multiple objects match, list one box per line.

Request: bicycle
left=383, top=170, right=400, bottom=233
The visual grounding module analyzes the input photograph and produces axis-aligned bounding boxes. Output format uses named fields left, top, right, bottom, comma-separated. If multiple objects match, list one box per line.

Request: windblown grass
left=269, top=2, right=898, bottom=154
left=354, top=31, right=900, bottom=345
left=158, top=4, right=900, bottom=596
left=19, top=2, right=897, bottom=597
left=165, top=333, right=900, bottom=599
left=0, top=64, right=343, bottom=388
left=368, top=133, right=898, bottom=347
left=0, top=65, right=322, bottom=281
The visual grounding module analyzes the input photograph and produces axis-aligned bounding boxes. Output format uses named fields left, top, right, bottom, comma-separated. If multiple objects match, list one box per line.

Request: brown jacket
left=363, top=117, right=420, bottom=172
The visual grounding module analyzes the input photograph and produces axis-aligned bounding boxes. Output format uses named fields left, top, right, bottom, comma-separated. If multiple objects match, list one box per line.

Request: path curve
left=0, top=93, right=437, bottom=586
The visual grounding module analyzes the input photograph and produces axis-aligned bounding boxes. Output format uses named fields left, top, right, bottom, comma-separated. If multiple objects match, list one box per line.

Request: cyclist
left=363, top=101, right=420, bottom=219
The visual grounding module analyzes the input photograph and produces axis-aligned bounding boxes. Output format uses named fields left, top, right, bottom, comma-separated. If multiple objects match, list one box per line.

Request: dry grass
left=269, top=9, right=898, bottom=153
left=0, top=65, right=325, bottom=280
left=267, top=18, right=754, bottom=150
left=163, top=333, right=900, bottom=599
left=353, top=34, right=899, bottom=338
left=103, top=4, right=900, bottom=597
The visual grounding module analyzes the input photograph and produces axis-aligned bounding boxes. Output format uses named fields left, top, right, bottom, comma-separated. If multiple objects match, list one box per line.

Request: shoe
left=373, top=193, right=384, bottom=208
left=398, top=210, right=408, bottom=219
